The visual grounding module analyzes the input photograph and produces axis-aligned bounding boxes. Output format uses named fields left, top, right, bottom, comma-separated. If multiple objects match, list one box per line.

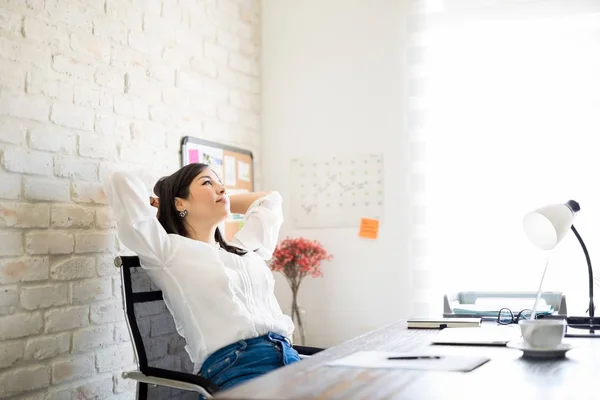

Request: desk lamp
left=523, top=200, right=600, bottom=334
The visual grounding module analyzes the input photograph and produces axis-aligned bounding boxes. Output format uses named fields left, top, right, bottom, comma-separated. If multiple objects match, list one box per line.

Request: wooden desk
left=215, top=321, right=600, bottom=399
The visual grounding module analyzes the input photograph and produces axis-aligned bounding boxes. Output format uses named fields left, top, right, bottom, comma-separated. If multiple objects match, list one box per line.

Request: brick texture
left=0, top=0, right=261, bottom=397
left=20, top=283, right=69, bottom=310
left=0, top=257, right=49, bottom=284
left=0, top=312, right=43, bottom=340
left=0, top=340, right=24, bottom=369
left=24, top=332, right=71, bottom=361
left=51, top=354, right=96, bottom=385
left=0, top=364, right=51, bottom=397
left=44, top=306, right=89, bottom=333
left=72, top=325, right=113, bottom=353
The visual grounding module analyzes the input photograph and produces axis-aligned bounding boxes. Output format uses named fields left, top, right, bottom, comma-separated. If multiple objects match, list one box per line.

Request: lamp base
left=565, top=316, right=600, bottom=337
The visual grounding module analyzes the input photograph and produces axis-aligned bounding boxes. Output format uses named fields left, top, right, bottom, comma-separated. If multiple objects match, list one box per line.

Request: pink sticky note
left=188, top=149, right=199, bottom=163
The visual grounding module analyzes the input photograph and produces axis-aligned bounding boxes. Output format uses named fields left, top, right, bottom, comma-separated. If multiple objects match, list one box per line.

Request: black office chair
left=114, top=255, right=324, bottom=399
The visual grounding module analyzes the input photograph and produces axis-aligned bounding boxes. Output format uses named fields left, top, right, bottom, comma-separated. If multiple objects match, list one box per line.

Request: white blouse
left=103, top=171, right=294, bottom=373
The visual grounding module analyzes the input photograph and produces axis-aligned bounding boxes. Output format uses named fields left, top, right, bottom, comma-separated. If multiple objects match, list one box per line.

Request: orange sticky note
left=359, top=218, right=379, bottom=239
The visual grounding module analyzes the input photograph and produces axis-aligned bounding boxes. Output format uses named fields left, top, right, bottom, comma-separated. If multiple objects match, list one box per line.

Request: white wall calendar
left=290, top=153, right=384, bottom=228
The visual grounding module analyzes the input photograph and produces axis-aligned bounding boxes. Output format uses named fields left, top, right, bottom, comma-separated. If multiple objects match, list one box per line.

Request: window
left=408, top=1, right=600, bottom=315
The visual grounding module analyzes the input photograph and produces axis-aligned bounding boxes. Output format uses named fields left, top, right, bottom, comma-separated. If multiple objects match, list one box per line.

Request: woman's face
left=176, top=168, right=230, bottom=226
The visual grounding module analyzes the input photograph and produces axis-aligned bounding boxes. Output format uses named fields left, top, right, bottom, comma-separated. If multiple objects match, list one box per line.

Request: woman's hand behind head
left=150, top=196, right=160, bottom=208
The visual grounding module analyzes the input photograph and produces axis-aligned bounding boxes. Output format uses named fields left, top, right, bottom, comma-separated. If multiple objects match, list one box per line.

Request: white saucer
left=506, top=340, right=573, bottom=359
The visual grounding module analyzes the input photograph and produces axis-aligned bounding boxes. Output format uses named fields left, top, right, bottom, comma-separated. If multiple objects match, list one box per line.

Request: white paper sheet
left=224, top=156, right=237, bottom=186
left=325, top=351, right=489, bottom=372
left=237, top=160, right=251, bottom=182
left=431, top=326, right=522, bottom=346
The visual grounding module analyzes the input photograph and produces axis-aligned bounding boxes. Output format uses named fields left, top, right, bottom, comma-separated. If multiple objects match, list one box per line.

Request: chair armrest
left=143, top=367, right=220, bottom=394
left=293, top=345, right=325, bottom=356
left=123, top=370, right=216, bottom=398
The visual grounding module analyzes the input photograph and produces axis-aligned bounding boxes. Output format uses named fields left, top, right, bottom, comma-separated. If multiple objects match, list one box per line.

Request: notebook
left=430, top=326, right=521, bottom=346
left=408, top=317, right=481, bottom=329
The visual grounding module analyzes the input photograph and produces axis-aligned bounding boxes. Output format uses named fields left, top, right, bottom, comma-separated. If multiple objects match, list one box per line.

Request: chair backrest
left=117, top=255, right=198, bottom=400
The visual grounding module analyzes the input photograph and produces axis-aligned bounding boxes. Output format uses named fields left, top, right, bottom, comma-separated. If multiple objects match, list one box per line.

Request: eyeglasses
left=497, top=308, right=533, bottom=325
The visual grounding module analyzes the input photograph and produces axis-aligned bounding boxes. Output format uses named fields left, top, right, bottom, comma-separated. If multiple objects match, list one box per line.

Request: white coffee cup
left=518, top=319, right=566, bottom=348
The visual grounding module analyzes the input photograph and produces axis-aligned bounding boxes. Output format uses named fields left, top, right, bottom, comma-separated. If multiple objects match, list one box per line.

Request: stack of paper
left=452, top=304, right=553, bottom=317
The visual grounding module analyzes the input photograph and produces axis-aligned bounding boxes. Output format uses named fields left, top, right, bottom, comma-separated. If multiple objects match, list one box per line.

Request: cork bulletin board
left=180, top=136, right=254, bottom=241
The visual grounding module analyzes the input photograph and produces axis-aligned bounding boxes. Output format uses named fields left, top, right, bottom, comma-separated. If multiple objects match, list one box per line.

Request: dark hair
left=153, top=163, right=247, bottom=256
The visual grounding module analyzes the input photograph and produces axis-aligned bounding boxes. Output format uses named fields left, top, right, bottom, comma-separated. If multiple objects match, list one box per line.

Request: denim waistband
left=203, top=332, right=291, bottom=367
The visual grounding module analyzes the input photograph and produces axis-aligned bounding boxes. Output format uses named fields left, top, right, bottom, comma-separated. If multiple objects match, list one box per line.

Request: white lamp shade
left=523, top=204, right=575, bottom=250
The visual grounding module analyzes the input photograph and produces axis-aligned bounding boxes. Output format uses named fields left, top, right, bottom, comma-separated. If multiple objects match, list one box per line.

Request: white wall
left=0, top=0, right=261, bottom=397
left=262, top=0, right=412, bottom=347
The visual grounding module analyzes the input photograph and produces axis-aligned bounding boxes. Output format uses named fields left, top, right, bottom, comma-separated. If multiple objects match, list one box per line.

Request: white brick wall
left=0, top=0, right=261, bottom=397
left=0, top=202, right=50, bottom=228
left=51, top=354, right=96, bottom=385
left=0, top=340, right=24, bottom=369
left=20, top=283, right=69, bottom=310
left=26, top=231, right=75, bottom=255
left=72, top=325, right=113, bottom=353
left=0, top=286, right=19, bottom=316
left=24, top=332, right=71, bottom=361
left=0, top=365, right=50, bottom=395
left=0, top=257, right=49, bottom=284
left=44, top=306, right=89, bottom=333
left=0, top=313, right=43, bottom=340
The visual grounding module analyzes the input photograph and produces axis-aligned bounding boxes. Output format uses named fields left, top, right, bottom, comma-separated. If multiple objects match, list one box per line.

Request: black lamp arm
left=571, top=225, right=595, bottom=317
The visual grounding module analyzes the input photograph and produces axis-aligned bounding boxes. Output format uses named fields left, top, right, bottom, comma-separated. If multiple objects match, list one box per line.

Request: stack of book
left=407, top=317, right=482, bottom=329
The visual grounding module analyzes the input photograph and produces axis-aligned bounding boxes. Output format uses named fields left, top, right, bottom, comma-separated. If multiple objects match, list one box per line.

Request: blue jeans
left=199, top=332, right=300, bottom=394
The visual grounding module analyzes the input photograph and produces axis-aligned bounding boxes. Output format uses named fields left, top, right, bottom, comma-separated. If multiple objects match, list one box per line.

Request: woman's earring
left=179, top=209, right=188, bottom=218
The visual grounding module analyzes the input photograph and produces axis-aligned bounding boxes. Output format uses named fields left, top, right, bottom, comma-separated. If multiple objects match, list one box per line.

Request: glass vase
left=285, top=303, right=307, bottom=345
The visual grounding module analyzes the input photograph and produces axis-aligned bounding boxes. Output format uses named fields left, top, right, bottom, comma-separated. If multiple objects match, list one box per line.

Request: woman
left=103, top=163, right=299, bottom=392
